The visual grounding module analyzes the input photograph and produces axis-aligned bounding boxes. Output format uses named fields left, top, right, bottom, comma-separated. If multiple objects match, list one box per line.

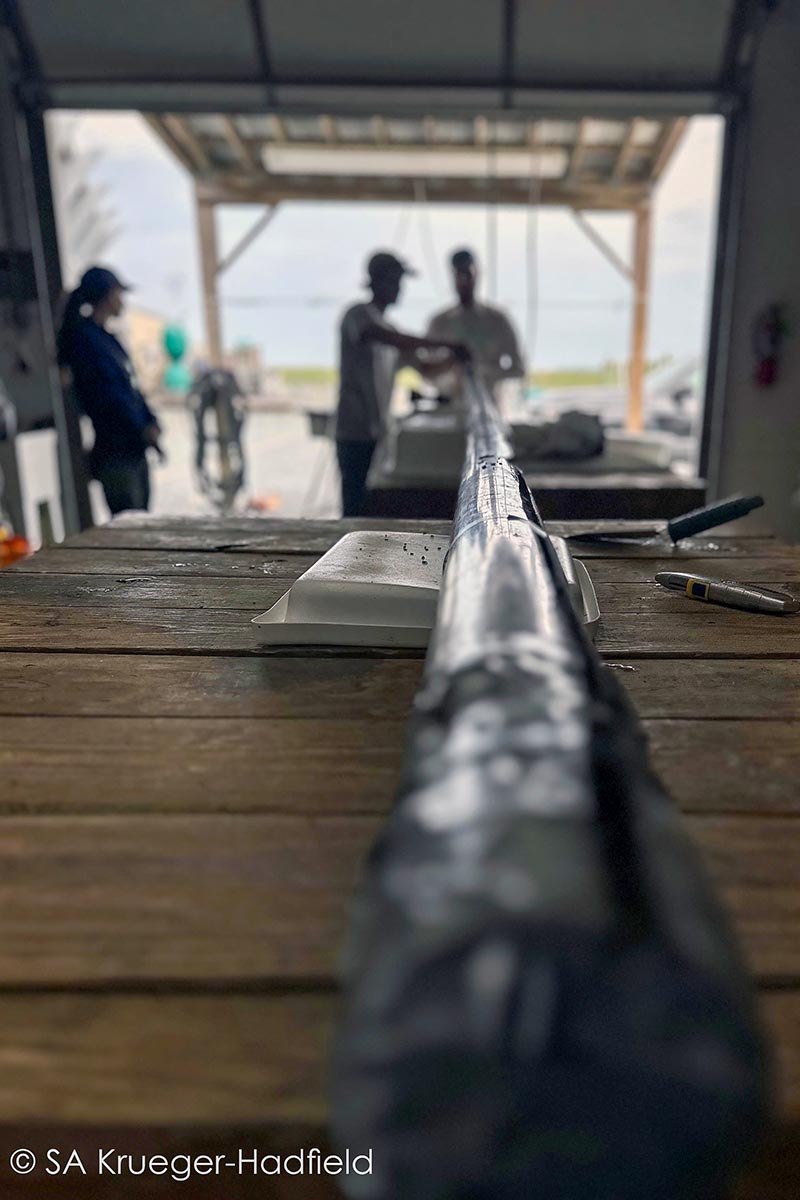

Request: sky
left=49, top=111, right=723, bottom=371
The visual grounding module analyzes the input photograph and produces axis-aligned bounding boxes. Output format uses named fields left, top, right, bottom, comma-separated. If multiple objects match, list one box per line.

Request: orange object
left=0, top=532, right=30, bottom=567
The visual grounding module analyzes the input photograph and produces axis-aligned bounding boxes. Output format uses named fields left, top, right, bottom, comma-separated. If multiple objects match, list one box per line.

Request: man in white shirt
left=336, top=251, right=468, bottom=515
left=426, top=248, right=525, bottom=399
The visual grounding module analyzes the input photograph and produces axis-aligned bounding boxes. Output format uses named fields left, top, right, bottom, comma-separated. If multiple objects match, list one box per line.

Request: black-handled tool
left=568, top=494, right=764, bottom=545
left=665, top=494, right=764, bottom=542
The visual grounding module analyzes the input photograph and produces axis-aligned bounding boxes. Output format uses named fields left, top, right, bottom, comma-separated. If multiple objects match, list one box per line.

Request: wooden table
left=0, top=515, right=797, bottom=1198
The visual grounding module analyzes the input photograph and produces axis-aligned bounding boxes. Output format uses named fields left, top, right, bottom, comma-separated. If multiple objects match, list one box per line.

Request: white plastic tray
left=252, top=529, right=599, bottom=647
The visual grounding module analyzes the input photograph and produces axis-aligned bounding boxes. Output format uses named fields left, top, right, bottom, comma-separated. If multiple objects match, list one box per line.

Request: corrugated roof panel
left=385, top=119, right=426, bottom=143
left=583, top=120, right=627, bottom=145
left=536, top=120, right=580, bottom=145
left=334, top=117, right=376, bottom=142
left=283, top=115, right=325, bottom=141
left=234, top=115, right=274, bottom=139
left=429, top=120, right=474, bottom=144
left=632, top=119, right=663, bottom=146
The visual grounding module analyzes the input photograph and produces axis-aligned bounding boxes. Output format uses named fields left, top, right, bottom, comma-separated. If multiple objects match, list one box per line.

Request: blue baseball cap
left=78, top=266, right=132, bottom=305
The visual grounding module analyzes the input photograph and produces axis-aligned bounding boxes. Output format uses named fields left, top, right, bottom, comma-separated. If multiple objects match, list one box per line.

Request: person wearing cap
left=57, top=266, right=163, bottom=515
left=426, top=248, right=525, bottom=399
left=336, top=250, right=469, bottom=516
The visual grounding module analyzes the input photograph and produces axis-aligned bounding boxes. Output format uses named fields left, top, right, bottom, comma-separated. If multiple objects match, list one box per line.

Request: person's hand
left=448, top=341, right=472, bottom=364
left=144, top=423, right=166, bottom=461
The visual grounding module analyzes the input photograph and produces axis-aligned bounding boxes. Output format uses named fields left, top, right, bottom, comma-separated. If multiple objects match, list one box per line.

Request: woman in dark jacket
left=57, top=266, right=162, bottom=514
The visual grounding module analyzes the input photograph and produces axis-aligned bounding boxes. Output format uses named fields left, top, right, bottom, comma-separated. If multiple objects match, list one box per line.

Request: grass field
left=276, top=363, right=636, bottom=389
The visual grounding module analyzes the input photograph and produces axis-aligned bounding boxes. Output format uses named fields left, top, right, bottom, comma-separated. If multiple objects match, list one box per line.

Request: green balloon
left=163, top=324, right=188, bottom=362
left=163, top=361, right=192, bottom=392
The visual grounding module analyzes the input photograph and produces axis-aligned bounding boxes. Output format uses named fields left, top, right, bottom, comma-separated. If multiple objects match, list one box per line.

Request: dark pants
left=94, top=455, right=150, bottom=515
left=336, top=439, right=377, bottom=517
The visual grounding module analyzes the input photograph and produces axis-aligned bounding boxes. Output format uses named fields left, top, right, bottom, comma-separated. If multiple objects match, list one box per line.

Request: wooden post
left=627, top=202, right=652, bottom=433
left=195, top=190, right=223, bottom=365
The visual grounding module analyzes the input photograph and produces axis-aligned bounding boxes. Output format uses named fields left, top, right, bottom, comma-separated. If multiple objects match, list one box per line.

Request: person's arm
left=494, top=312, right=526, bottom=379
left=361, top=320, right=471, bottom=363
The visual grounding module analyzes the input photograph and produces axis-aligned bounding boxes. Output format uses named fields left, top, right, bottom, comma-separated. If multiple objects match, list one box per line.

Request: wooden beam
left=195, top=175, right=649, bottom=211
left=474, top=115, right=489, bottom=146
left=627, top=203, right=652, bottom=434
left=319, top=115, right=337, bottom=144
left=650, top=117, right=689, bottom=182
left=216, top=206, right=276, bottom=276
left=194, top=189, right=223, bottom=363
left=570, top=209, right=633, bottom=282
left=143, top=114, right=196, bottom=174
left=270, top=113, right=287, bottom=143
left=221, top=116, right=258, bottom=171
left=611, top=118, right=640, bottom=183
left=566, top=117, right=589, bottom=181
left=162, top=115, right=211, bottom=173
left=371, top=115, right=388, bottom=144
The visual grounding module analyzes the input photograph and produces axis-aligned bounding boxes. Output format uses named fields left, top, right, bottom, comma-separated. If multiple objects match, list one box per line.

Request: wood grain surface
left=0, top=514, right=797, bottom=1198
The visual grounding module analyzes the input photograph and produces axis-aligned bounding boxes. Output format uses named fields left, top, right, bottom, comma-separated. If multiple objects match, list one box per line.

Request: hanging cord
left=524, top=147, right=542, bottom=375
left=391, top=203, right=413, bottom=252
left=413, top=179, right=446, bottom=298
left=485, top=124, right=498, bottom=301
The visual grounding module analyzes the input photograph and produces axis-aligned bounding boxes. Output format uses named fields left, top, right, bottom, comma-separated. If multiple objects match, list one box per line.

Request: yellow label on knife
left=686, top=578, right=710, bottom=600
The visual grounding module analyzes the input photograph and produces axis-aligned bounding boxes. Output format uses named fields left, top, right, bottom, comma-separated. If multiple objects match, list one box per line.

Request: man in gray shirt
left=336, top=251, right=468, bottom=516
left=427, top=248, right=525, bottom=400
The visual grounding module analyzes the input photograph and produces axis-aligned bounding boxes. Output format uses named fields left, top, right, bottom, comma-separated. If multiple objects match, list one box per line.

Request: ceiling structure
left=9, top=0, right=766, bottom=428
left=17, top=0, right=749, bottom=117
left=144, top=112, right=687, bottom=210
left=12, top=0, right=761, bottom=210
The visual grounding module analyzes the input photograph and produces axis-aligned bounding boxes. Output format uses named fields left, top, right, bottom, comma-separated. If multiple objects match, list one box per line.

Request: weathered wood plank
left=609, top=660, right=800, bottom=720
left=1, top=603, right=798, bottom=657
left=3, top=655, right=796, bottom=722
left=0, top=572, right=292, bottom=611
left=60, top=518, right=777, bottom=559
left=0, top=717, right=796, bottom=816
left=3, top=570, right=799, bottom=619
left=0, top=813, right=796, bottom=985
left=63, top=519, right=451, bottom=555
left=3, top=652, right=796, bottom=715
left=580, top=555, right=800, bottom=583
left=646, top=721, right=800, bottom=813
left=0, top=993, right=332, bottom=1125
left=0, top=653, right=425, bottom=719
left=0, top=815, right=377, bottom=985
left=0, top=718, right=406, bottom=815
left=0, top=991, right=793, bottom=1128
left=9, top=547, right=319, bottom=579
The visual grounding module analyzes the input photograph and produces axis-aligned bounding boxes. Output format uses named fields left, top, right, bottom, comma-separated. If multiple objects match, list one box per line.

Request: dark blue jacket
left=68, top=320, right=157, bottom=463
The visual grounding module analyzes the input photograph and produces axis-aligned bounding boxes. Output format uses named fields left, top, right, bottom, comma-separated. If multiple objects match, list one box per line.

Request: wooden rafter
left=371, top=115, right=387, bottom=144
left=319, top=115, right=337, bottom=144
left=221, top=116, right=258, bottom=171
left=142, top=114, right=196, bottom=174
left=566, top=117, right=588, bottom=181
left=162, top=115, right=211, bottom=173
left=650, top=117, right=689, bottom=182
left=611, top=118, right=640, bottom=183
left=195, top=174, right=648, bottom=211
left=270, top=113, right=287, bottom=143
